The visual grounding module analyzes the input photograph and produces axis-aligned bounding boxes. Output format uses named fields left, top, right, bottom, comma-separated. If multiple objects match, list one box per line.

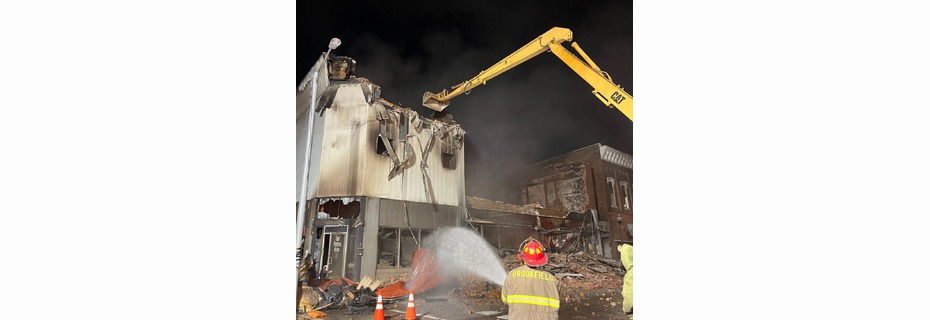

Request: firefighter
left=501, top=237, right=560, bottom=320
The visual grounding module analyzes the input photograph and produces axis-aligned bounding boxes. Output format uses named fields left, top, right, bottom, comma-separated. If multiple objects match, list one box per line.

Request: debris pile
left=451, top=274, right=507, bottom=311
left=498, top=252, right=625, bottom=295
left=453, top=252, right=627, bottom=313
left=538, top=252, right=625, bottom=297
left=298, top=276, right=383, bottom=315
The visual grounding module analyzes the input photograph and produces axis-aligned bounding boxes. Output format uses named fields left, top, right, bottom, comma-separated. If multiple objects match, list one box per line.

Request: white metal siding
left=296, top=56, right=330, bottom=201
left=315, top=83, right=465, bottom=206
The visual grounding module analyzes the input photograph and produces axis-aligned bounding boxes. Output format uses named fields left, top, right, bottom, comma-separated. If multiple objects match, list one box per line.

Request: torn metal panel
left=315, top=85, right=339, bottom=114
left=312, top=79, right=466, bottom=206
left=297, top=57, right=332, bottom=118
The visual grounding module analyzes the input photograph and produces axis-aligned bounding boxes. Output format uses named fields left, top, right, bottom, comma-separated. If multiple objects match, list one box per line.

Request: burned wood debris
left=465, top=195, right=610, bottom=258
left=466, top=196, right=544, bottom=216
left=509, top=252, right=626, bottom=288
left=297, top=276, right=385, bottom=315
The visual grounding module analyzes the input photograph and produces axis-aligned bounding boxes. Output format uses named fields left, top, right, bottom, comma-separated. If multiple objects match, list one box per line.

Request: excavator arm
left=422, top=27, right=633, bottom=121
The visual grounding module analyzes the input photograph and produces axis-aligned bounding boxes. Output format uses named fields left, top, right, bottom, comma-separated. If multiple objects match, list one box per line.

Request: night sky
left=298, top=0, right=633, bottom=200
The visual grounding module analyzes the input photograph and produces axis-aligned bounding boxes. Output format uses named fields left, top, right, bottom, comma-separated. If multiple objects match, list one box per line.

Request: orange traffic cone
left=373, top=294, right=384, bottom=320
left=404, top=290, right=418, bottom=320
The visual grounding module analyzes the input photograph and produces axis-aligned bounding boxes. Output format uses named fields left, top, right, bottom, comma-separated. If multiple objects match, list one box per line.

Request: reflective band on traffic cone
left=373, top=294, right=384, bottom=320
left=404, top=290, right=417, bottom=320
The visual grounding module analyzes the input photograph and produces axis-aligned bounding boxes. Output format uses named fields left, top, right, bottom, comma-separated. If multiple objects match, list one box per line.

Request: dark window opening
left=607, top=178, right=618, bottom=208
left=377, top=138, right=386, bottom=155
left=399, top=229, right=417, bottom=267
left=441, top=150, right=456, bottom=169
left=378, top=229, right=399, bottom=268
left=376, top=137, right=394, bottom=157
left=378, top=228, right=432, bottom=269
left=620, top=182, right=631, bottom=210
left=441, top=135, right=457, bottom=169
left=320, top=233, right=331, bottom=272
left=376, top=115, right=397, bottom=157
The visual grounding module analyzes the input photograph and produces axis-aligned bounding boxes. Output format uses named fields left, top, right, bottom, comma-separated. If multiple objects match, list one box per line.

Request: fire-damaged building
left=465, top=144, right=633, bottom=260
left=297, top=47, right=633, bottom=283
left=297, top=53, right=467, bottom=282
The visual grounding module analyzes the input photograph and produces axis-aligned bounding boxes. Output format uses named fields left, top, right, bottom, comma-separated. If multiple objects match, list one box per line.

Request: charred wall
left=510, top=144, right=633, bottom=259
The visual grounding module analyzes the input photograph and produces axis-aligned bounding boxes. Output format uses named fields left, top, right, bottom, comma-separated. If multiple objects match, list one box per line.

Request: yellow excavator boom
left=422, top=27, right=633, bottom=121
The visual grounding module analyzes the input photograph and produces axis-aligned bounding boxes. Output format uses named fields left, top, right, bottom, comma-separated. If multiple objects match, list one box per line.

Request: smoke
left=298, top=0, right=633, bottom=201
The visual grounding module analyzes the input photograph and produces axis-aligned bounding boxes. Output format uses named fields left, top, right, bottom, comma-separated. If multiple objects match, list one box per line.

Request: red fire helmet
left=519, top=238, right=548, bottom=267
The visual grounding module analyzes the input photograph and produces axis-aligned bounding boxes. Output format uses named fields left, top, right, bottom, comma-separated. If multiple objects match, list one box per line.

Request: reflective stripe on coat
left=501, top=265, right=560, bottom=320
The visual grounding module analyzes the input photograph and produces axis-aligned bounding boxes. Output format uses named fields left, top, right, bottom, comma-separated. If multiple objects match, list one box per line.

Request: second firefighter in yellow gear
left=501, top=237, right=560, bottom=320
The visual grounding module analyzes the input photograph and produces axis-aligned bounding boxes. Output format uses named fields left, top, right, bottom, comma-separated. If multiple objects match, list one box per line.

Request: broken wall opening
left=318, top=198, right=361, bottom=220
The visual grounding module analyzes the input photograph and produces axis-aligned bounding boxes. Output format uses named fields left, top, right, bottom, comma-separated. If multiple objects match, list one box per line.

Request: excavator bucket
left=376, top=249, right=444, bottom=299
left=421, top=91, right=450, bottom=112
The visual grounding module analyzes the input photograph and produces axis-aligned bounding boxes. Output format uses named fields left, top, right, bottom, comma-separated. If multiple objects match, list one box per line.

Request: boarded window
left=558, top=177, right=588, bottom=212
left=546, top=181, right=557, bottom=207
left=526, top=184, right=545, bottom=206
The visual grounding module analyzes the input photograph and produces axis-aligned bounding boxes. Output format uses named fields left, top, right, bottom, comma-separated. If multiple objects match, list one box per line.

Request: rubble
left=450, top=251, right=628, bottom=316
left=466, top=196, right=542, bottom=216
left=298, top=251, right=629, bottom=318
left=297, top=277, right=381, bottom=314
left=503, top=252, right=625, bottom=296
left=356, top=275, right=383, bottom=292
left=597, top=257, right=624, bottom=269
left=451, top=274, right=507, bottom=312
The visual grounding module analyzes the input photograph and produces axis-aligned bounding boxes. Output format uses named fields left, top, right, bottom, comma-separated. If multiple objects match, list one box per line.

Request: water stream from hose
left=411, top=227, right=508, bottom=287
